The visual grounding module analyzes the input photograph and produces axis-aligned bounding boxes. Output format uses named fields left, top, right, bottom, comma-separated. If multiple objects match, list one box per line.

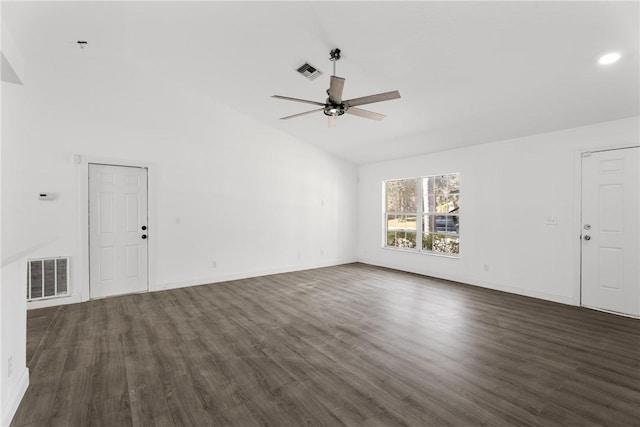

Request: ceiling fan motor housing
left=324, top=101, right=346, bottom=117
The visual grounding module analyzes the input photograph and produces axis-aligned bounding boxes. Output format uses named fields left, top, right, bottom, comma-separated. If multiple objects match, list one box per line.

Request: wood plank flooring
left=26, top=306, right=61, bottom=367
left=11, top=263, right=640, bottom=426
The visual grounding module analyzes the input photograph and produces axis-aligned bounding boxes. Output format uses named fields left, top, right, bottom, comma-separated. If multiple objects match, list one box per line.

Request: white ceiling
left=3, top=1, right=639, bottom=164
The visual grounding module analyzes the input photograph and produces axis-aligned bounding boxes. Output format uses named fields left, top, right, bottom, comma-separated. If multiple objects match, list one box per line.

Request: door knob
left=584, top=235, right=591, bottom=241
left=141, top=234, right=147, bottom=239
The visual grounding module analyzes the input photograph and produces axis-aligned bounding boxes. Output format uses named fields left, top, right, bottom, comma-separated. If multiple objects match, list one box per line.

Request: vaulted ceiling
left=3, top=1, right=638, bottom=164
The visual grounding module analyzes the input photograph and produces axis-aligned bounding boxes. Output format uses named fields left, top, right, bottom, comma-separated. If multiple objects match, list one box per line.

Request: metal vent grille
left=27, top=257, right=69, bottom=301
left=296, top=62, right=323, bottom=80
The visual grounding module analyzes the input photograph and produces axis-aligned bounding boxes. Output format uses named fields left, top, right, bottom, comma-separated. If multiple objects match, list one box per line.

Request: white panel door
left=581, top=147, right=639, bottom=317
left=89, top=164, right=148, bottom=299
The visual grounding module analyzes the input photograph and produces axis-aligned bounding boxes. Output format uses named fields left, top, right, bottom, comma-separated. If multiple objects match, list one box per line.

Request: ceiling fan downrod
left=325, top=48, right=345, bottom=118
left=329, top=48, right=341, bottom=76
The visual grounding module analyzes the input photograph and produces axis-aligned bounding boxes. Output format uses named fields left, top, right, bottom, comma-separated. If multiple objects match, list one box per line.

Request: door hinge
left=582, top=152, right=592, bottom=157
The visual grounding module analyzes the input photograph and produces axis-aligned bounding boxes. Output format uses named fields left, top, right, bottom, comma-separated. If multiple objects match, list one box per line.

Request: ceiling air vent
left=296, top=62, right=323, bottom=80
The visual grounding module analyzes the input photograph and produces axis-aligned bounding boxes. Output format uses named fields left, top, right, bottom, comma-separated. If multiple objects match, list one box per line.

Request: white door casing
left=581, top=147, right=640, bottom=317
left=89, top=164, right=148, bottom=299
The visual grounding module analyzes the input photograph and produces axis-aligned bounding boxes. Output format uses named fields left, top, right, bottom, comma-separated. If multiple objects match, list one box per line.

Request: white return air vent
left=27, top=257, right=69, bottom=301
left=296, top=62, right=323, bottom=80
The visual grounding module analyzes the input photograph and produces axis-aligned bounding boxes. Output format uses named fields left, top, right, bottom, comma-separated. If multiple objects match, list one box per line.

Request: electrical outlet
left=211, top=261, right=217, bottom=268
left=484, top=264, right=490, bottom=272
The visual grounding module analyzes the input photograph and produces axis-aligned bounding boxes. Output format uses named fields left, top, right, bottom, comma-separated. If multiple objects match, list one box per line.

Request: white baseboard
left=25, top=261, right=360, bottom=306
left=153, top=258, right=358, bottom=292
left=462, top=275, right=574, bottom=306
left=1, top=367, right=29, bottom=427
left=358, top=258, right=575, bottom=306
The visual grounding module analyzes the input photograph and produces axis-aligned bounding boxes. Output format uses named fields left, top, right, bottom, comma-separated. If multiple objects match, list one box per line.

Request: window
left=422, top=174, right=460, bottom=255
left=385, top=178, right=418, bottom=249
left=384, top=173, right=460, bottom=255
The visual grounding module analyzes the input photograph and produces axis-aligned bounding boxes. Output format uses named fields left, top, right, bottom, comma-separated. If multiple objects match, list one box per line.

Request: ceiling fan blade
left=345, top=107, right=386, bottom=121
left=280, top=108, right=324, bottom=120
left=272, top=95, right=325, bottom=107
left=344, top=90, right=401, bottom=107
left=328, top=115, right=338, bottom=128
left=328, top=76, right=345, bottom=103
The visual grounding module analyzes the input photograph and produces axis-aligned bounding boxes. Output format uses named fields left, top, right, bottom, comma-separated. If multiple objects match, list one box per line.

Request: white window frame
left=384, top=173, right=460, bottom=257
left=384, top=178, right=419, bottom=250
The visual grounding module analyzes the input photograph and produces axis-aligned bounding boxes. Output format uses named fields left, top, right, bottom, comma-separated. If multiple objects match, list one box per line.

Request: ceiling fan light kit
left=272, top=48, right=401, bottom=127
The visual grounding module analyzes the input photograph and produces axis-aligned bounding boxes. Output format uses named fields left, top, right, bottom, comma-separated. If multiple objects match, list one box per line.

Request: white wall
left=357, top=116, right=639, bottom=305
left=0, top=260, right=29, bottom=427
left=1, top=17, right=30, bottom=425
left=1, top=48, right=358, bottom=305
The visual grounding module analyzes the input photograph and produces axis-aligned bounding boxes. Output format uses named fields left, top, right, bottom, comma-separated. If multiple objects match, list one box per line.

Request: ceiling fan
left=272, top=48, right=401, bottom=128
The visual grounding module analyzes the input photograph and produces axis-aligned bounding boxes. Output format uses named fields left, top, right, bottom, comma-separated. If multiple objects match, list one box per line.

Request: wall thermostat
left=39, top=193, right=56, bottom=201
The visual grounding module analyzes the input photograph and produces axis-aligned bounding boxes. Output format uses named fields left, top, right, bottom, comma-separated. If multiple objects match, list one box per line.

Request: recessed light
left=598, top=52, right=621, bottom=65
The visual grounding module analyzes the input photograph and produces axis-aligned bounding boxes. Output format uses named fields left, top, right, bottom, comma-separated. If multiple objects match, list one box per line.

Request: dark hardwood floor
left=26, top=305, right=60, bottom=368
left=12, top=263, right=640, bottom=426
